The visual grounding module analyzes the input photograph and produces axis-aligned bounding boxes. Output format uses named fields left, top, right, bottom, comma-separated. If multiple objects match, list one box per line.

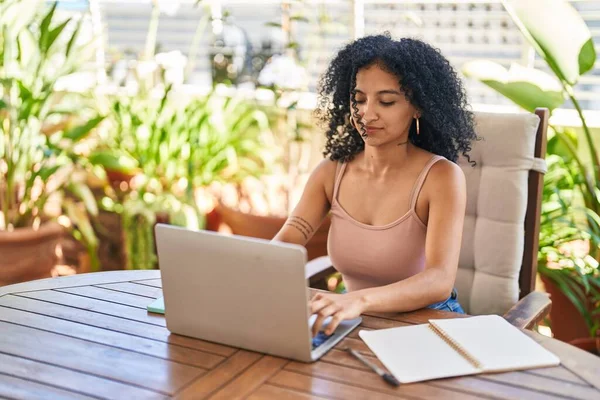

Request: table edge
left=0, top=270, right=161, bottom=297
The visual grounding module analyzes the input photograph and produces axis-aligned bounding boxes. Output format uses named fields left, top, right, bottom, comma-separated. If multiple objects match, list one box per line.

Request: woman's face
left=351, top=63, right=418, bottom=147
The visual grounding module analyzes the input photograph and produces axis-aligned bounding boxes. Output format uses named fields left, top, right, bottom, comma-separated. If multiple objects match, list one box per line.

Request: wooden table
left=1, top=271, right=599, bottom=400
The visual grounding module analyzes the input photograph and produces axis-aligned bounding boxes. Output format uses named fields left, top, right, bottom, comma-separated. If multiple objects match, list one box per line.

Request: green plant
left=0, top=0, right=104, bottom=269
left=90, top=88, right=276, bottom=269
left=537, top=155, right=600, bottom=337
left=462, top=0, right=599, bottom=337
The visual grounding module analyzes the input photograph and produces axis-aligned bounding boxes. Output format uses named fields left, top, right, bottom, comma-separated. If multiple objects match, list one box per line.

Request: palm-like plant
left=0, top=0, right=104, bottom=271
left=463, top=0, right=599, bottom=338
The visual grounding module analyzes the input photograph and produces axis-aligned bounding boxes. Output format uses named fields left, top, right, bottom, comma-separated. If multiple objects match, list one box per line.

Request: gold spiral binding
left=429, top=324, right=483, bottom=370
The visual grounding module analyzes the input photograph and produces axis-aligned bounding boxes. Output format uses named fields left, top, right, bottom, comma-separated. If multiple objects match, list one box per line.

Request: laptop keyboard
left=312, top=331, right=333, bottom=349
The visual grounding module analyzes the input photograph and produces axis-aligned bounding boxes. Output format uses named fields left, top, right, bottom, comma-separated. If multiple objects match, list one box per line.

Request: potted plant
left=462, top=0, right=599, bottom=350
left=0, top=0, right=105, bottom=284
left=537, top=155, right=600, bottom=352
left=89, top=86, right=276, bottom=270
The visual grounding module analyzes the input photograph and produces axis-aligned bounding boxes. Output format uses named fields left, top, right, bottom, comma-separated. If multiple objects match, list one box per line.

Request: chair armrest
left=306, top=256, right=337, bottom=289
left=503, top=291, right=551, bottom=330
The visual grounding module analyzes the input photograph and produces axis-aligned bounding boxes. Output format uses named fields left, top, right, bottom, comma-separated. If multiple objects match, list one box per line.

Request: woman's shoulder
left=412, top=149, right=462, bottom=177
left=410, top=149, right=465, bottom=188
left=425, top=154, right=466, bottom=196
left=431, top=156, right=464, bottom=179
left=306, top=157, right=338, bottom=187
left=309, top=158, right=341, bottom=204
left=311, top=158, right=339, bottom=180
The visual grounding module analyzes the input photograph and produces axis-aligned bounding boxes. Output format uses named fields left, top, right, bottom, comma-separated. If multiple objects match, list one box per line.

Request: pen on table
left=345, top=347, right=400, bottom=387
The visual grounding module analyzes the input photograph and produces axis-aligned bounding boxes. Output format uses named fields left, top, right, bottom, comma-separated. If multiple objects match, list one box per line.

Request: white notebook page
left=359, top=324, right=481, bottom=383
left=430, top=315, right=560, bottom=373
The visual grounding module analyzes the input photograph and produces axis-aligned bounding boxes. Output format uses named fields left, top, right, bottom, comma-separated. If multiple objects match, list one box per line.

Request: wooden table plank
left=358, top=315, right=412, bottom=331
left=95, top=282, right=163, bottom=298
left=176, top=350, right=262, bottom=400
left=321, top=348, right=387, bottom=372
left=56, top=286, right=159, bottom=308
left=347, top=326, right=372, bottom=339
left=0, top=305, right=224, bottom=369
left=0, top=270, right=160, bottom=297
left=480, top=371, right=599, bottom=400
left=334, top=336, right=372, bottom=354
left=15, top=290, right=167, bottom=326
left=431, top=377, right=570, bottom=400
left=0, top=321, right=204, bottom=395
left=269, top=370, right=408, bottom=400
left=285, top=361, right=485, bottom=400
left=247, top=384, right=329, bottom=400
left=207, top=356, right=289, bottom=400
left=134, top=279, right=163, bottom=288
left=525, top=331, right=600, bottom=392
left=0, top=373, right=98, bottom=400
left=365, top=309, right=468, bottom=324
left=524, top=367, right=590, bottom=386
left=0, top=352, right=167, bottom=400
left=0, top=294, right=235, bottom=357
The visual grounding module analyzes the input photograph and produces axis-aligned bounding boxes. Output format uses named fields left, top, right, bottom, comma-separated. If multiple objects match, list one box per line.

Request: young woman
left=273, top=34, right=478, bottom=336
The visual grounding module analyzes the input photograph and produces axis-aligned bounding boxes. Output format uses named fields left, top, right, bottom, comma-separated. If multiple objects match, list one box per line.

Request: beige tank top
left=327, top=155, right=444, bottom=292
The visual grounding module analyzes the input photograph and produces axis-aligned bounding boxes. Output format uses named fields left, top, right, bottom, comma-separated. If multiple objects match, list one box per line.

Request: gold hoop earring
left=416, top=117, right=420, bottom=135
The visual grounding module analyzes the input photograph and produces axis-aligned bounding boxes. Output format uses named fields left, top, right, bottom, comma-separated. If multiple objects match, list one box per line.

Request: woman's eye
left=355, top=100, right=366, bottom=104
left=381, top=101, right=395, bottom=106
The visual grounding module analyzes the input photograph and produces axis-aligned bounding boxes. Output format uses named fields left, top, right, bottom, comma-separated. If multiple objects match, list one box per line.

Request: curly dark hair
left=315, top=33, right=477, bottom=164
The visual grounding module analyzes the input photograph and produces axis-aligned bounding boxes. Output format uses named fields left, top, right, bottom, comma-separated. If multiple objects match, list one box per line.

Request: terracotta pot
left=210, top=203, right=330, bottom=261
left=0, top=222, right=65, bottom=286
left=93, top=208, right=172, bottom=271
left=541, top=274, right=598, bottom=342
left=569, top=337, right=600, bottom=356
left=59, top=233, right=88, bottom=272
left=105, top=169, right=136, bottom=188
left=95, top=210, right=127, bottom=271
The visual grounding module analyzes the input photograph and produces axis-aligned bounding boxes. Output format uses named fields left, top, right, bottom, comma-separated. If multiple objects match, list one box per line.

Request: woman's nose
left=360, top=101, right=378, bottom=122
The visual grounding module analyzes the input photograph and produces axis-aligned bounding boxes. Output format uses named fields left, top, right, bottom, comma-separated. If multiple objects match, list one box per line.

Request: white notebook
left=359, top=314, right=560, bottom=384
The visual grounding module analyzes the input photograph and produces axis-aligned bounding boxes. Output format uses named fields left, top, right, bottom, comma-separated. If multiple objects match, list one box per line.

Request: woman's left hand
left=310, top=291, right=366, bottom=337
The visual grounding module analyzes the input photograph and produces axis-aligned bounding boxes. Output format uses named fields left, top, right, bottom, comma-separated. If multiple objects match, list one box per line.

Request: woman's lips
left=365, top=127, right=382, bottom=134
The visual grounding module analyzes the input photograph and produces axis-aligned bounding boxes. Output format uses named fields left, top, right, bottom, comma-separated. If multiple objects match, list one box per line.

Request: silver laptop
left=154, top=224, right=362, bottom=362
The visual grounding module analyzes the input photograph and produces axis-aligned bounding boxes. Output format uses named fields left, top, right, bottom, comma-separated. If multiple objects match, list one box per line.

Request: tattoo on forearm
left=285, top=220, right=309, bottom=240
left=289, top=216, right=314, bottom=234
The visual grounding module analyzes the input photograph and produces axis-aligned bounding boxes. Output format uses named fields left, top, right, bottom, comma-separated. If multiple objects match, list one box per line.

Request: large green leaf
left=65, top=18, right=82, bottom=58
left=37, top=164, right=61, bottom=181
left=502, top=0, right=596, bottom=85
left=38, top=1, right=57, bottom=53
left=547, top=126, right=578, bottom=161
left=63, top=115, right=105, bottom=142
left=88, top=150, right=139, bottom=174
left=43, top=18, right=70, bottom=54
left=462, top=60, right=564, bottom=112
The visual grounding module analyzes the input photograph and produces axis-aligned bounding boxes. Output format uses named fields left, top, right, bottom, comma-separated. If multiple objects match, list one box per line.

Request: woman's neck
left=360, top=143, right=414, bottom=175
